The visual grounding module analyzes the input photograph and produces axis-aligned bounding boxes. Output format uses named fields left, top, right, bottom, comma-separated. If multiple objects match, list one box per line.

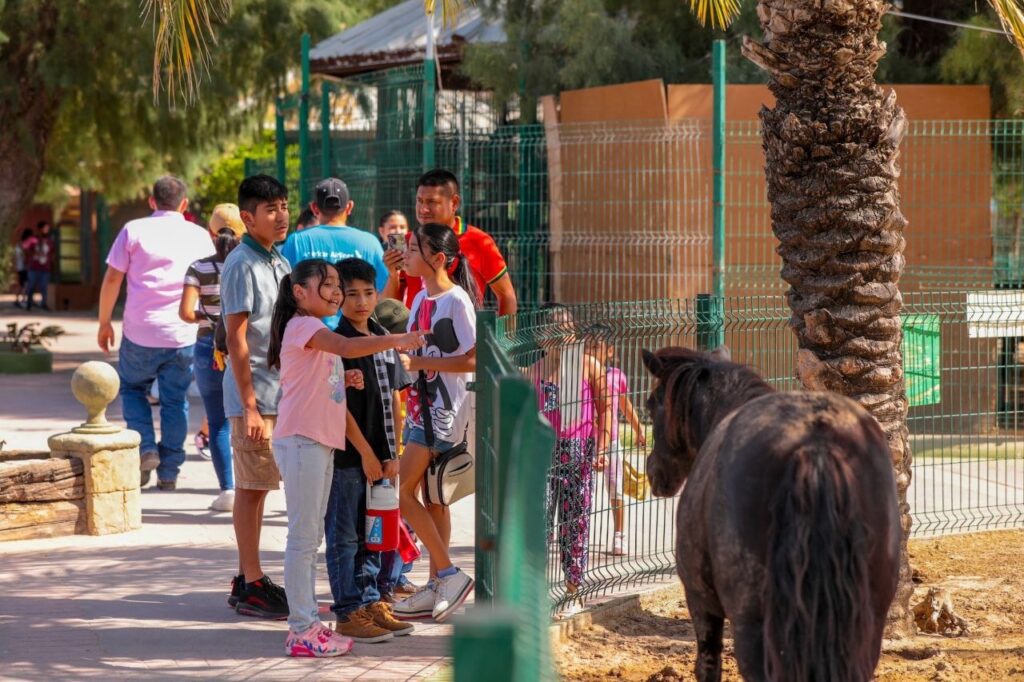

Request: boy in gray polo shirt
left=221, top=175, right=292, bottom=618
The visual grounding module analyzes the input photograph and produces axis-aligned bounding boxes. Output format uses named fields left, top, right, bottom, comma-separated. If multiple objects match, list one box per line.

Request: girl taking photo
left=391, top=223, right=478, bottom=623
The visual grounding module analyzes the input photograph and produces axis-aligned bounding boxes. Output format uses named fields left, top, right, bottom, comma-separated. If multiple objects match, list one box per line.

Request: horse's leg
left=689, top=601, right=724, bottom=682
left=731, top=618, right=767, bottom=682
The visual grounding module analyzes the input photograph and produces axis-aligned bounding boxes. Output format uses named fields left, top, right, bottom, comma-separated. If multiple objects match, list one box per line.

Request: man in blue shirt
left=281, top=177, right=388, bottom=328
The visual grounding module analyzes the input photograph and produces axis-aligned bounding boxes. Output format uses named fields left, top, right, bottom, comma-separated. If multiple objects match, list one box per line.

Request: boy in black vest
left=325, top=258, right=415, bottom=642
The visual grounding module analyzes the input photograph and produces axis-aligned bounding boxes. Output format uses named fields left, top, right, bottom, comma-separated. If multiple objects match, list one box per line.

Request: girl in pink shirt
left=266, top=259, right=425, bottom=658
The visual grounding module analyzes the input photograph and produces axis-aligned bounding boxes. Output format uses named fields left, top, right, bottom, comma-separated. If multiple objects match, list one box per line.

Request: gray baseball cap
left=314, top=177, right=350, bottom=210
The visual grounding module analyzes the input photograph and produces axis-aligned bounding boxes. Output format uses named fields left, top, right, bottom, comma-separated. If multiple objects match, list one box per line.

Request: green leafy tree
left=0, top=0, right=386, bottom=242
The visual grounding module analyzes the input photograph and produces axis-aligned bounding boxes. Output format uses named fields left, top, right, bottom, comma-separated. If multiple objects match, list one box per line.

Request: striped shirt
left=183, top=255, right=225, bottom=338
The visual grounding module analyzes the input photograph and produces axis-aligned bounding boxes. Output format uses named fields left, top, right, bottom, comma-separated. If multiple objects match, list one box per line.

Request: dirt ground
left=557, top=529, right=1024, bottom=681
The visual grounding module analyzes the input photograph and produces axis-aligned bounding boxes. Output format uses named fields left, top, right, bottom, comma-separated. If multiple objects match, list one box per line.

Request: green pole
left=275, top=98, right=286, bottom=184
left=320, top=83, right=332, bottom=180
left=712, top=38, right=726, bottom=301
left=299, top=32, right=311, bottom=206
left=422, top=9, right=436, bottom=170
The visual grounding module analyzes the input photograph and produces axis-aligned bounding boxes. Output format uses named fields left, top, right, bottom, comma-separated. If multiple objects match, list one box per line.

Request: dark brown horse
left=642, top=346, right=900, bottom=682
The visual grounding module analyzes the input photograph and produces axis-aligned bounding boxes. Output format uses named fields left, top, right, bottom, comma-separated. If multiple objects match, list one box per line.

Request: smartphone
left=387, top=233, right=407, bottom=253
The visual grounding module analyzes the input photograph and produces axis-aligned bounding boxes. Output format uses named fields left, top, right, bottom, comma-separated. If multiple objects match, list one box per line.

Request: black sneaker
left=235, top=576, right=289, bottom=619
left=228, top=574, right=244, bottom=608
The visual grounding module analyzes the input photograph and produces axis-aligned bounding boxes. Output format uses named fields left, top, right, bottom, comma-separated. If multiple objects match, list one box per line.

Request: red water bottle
left=365, top=479, right=400, bottom=552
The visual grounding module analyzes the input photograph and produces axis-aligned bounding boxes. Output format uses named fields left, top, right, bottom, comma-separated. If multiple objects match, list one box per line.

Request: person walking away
left=325, top=258, right=416, bottom=643
left=381, top=169, right=517, bottom=316
left=391, top=223, right=478, bottom=623
left=178, top=203, right=245, bottom=512
left=585, top=323, right=647, bottom=556
left=97, top=176, right=216, bottom=489
left=280, top=177, right=388, bottom=329
left=12, top=228, right=32, bottom=308
left=219, top=175, right=292, bottom=618
left=529, top=304, right=612, bottom=612
left=267, top=258, right=425, bottom=656
left=24, top=221, right=55, bottom=311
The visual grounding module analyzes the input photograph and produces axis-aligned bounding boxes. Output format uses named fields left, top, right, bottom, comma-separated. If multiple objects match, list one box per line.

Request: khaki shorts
left=230, top=415, right=281, bottom=490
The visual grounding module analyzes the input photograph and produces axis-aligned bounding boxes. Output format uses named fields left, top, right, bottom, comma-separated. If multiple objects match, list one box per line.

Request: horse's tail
left=762, top=441, right=875, bottom=682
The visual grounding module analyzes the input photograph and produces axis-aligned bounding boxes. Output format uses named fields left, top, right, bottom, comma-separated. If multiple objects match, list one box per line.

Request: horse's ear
left=642, top=349, right=663, bottom=375
left=709, top=345, right=732, bottom=362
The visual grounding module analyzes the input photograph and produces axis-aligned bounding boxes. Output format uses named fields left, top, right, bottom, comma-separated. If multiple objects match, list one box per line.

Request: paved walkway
left=0, top=305, right=473, bottom=680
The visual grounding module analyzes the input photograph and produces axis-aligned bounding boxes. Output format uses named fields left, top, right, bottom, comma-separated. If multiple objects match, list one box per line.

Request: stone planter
left=0, top=346, right=53, bottom=374
left=0, top=361, right=142, bottom=541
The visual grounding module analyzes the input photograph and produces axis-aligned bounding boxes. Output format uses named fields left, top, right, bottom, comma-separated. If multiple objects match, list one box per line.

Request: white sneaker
left=392, top=581, right=436, bottom=620
left=432, top=569, right=474, bottom=622
left=612, top=532, right=627, bottom=556
left=210, top=490, right=235, bottom=512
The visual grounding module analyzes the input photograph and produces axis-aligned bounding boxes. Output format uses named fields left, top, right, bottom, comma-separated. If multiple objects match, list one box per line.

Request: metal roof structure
left=310, top=0, right=505, bottom=78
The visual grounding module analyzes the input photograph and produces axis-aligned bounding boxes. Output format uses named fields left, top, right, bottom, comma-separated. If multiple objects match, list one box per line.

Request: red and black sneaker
left=227, top=574, right=244, bottom=608
left=235, top=575, right=289, bottom=619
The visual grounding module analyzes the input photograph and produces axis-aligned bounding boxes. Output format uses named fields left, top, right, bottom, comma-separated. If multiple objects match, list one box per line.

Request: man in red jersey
left=382, top=169, right=518, bottom=316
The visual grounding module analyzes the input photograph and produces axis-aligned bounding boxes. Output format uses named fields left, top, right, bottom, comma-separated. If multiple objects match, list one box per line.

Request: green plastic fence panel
left=904, top=313, right=941, bottom=407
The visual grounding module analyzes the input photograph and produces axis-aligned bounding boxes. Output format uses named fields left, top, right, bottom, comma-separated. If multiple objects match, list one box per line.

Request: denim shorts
left=403, top=425, right=460, bottom=452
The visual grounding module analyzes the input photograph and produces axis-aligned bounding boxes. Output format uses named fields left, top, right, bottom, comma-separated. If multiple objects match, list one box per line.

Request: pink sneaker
left=285, top=622, right=354, bottom=658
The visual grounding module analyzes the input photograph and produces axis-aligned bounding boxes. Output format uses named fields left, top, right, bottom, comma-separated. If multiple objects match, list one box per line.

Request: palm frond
left=990, top=0, right=1024, bottom=58
left=684, top=0, right=741, bottom=30
left=425, top=0, right=471, bottom=28
left=142, top=0, right=230, bottom=105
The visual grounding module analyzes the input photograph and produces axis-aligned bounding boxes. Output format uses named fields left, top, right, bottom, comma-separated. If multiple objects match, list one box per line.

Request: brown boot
left=335, top=607, right=394, bottom=643
left=367, top=600, right=415, bottom=636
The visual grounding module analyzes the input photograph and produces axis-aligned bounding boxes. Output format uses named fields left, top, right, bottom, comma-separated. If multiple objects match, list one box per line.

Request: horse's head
left=642, top=345, right=733, bottom=497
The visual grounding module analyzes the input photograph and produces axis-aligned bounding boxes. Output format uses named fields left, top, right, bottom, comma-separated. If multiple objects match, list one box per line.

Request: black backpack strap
left=417, top=370, right=435, bottom=451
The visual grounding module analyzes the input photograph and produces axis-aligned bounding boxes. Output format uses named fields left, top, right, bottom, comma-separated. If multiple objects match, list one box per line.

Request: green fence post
left=299, top=32, right=311, bottom=206
left=452, top=611, right=517, bottom=682
left=422, top=8, right=436, bottom=170
left=275, top=98, right=286, bottom=184
left=696, top=293, right=724, bottom=351
left=712, top=38, right=726, bottom=300
left=320, top=83, right=332, bottom=180
left=474, top=310, right=498, bottom=604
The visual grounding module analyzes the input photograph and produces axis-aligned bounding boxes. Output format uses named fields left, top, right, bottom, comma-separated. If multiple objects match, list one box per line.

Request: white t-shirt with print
left=406, top=285, right=476, bottom=444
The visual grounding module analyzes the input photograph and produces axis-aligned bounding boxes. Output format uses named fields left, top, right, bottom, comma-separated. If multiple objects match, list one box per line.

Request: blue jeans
left=378, top=549, right=414, bottom=594
left=325, top=466, right=381, bottom=617
left=118, top=336, right=193, bottom=482
left=194, top=336, right=232, bottom=490
left=25, top=270, right=50, bottom=308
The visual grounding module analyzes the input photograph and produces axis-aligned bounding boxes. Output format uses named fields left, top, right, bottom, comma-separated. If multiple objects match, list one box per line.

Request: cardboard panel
left=559, top=80, right=668, bottom=123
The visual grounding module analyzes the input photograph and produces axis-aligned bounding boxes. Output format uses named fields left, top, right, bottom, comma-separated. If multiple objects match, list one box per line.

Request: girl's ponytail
left=267, top=274, right=296, bottom=370
left=449, top=252, right=479, bottom=309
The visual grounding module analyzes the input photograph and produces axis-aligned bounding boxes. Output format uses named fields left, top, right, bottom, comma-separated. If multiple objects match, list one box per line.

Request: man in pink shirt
left=97, top=176, right=216, bottom=489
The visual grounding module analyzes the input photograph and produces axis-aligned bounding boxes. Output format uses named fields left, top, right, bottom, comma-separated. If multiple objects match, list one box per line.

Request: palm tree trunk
left=743, top=0, right=914, bottom=635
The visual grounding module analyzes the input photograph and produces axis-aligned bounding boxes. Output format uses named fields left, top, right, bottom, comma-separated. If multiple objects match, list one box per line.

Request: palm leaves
left=687, top=0, right=1024, bottom=57
left=991, top=0, right=1024, bottom=58
left=143, top=0, right=230, bottom=105
left=145, top=0, right=468, bottom=104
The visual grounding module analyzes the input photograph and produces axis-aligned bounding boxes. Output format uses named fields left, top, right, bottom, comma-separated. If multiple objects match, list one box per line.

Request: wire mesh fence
left=481, top=294, right=1024, bottom=608
left=251, top=104, right=1024, bottom=306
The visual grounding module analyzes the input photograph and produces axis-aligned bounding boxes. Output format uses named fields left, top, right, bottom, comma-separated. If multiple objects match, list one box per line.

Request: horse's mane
left=660, top=348, right=775, bottom=454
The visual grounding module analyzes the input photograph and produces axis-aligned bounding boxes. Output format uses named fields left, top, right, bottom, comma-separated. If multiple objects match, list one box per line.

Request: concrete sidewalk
left=0, top=304, right=473, bottom=680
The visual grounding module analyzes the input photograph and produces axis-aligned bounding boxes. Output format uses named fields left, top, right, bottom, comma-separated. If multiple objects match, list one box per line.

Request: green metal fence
left=244, top=61, right=1024, bottom=302
left=478, top=292, right=1024, bottom=611
left=455, top=310, right=556, bottom=682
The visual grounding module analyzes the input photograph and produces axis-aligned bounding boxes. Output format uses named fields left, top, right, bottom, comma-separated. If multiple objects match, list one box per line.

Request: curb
left=549, top=593, right=642, bottom=648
